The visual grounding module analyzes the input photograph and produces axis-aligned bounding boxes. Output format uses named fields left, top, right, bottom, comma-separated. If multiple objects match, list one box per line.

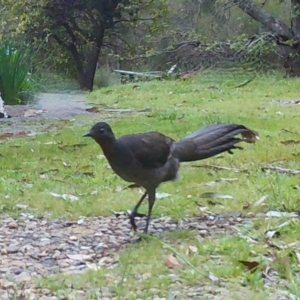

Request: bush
left=0, top=41, right=34, bottom=105
left=93, top=67, right=120, bottom=89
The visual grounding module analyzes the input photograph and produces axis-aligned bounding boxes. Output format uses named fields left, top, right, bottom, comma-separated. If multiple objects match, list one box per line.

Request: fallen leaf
left=126, top=183, right=141, bottom=189
left=62, top=161, right=70, bottom=167
left=86, top=107, right=100, bottom=113
left=67, top=254, right=92, bottom=261
left=254, top=195, right=268, bottom=206
left=207, top=199, right=222, bottom=206
left=24, top=108, right=45, bottom=117
left=187, top=245, right=197, bottom=254
left=180, top=73, right=193, bottom=80
left=280, top=140, right=300, bottom=145
left=50, top=192, right=79, bottom=202
left=165, top=254, right=180, bottom=268
left=265, top=211, right=299, bottom=218
left=85, top=262, right=100, bottom=271
left=205, top=177, right=238, bottom=187
left=243, top=202, right=250, bottom=209
left=294, top=251, right=300, bottom=264
left=77, top=218, right=85, bottom=225
left=265, top=230, right=280, bottom=239
left=112, top=210, right=126, bottom=217
left=239, top=260, right=260, bottom=273
left=58, top=144, right=87, bottom=151
left=192, top=164, right=244, bottom=173
left=262, top=165, right=300, bottom=176
left=16, top=204, right=28, bottom=209
left=44, top=141, right=57, bottom=145
left=199, top=192, right=234, bottom=200
left=265, top=220, right=291, bottom=239
left=208, top=272, right=220, bottom=284
left=115, top=186, right=123, bottom=192
left=156, top=192, right=171, bottom=199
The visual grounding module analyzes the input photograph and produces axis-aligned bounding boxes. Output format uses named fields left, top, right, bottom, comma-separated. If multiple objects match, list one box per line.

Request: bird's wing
left=118, top=132, right=174, bottom=169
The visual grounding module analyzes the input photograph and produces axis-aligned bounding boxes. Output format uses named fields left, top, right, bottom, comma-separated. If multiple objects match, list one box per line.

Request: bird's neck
left=97, top=138, right=129, bottom=164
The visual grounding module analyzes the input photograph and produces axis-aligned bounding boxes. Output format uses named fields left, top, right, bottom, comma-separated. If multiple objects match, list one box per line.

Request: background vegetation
left=0, top=0, right=299, bottom=104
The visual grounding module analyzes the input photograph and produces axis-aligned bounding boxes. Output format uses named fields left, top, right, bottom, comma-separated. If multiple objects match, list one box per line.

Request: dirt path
left=2, top=92, right=94, bottom=120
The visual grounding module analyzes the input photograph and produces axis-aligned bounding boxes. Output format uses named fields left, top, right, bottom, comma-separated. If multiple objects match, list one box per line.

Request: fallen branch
left=234, top=75, right=256, bottom=88
left=262, top=166, right=300, bottom=176
left=191, top=164, right=245, bottom=173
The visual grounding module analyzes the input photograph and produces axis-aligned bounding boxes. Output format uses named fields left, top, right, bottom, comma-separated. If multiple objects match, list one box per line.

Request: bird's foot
left=129, top=210, right=147, bottom=231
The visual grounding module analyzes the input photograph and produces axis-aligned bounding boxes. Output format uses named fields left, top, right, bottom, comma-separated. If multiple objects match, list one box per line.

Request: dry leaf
left=199, top=192, right=234, bottom=200
left=44, top=141, right=57, bottom=145
left=86, top=107, right=100, bottom=113
left=208, top=272, right=220, bottom=284
left=254, top=195, right=268, bottom=206
left=67, top=254, right=92, bottom=261
left=156, top=192, right=171, bottom=199
left=50, top=192, right=79, bottom=202
left=243, top=202, right=250, bottom=209
left=192, top=164, right=243, bottom=173
left=126, top=183, right=141, bottom=189
left=58, top=144, right=87, bottom=151
left=115, top=186, right=123, bottom=192
left=165, top=254, right=180, bottom=268
left=187, top=245, right=197, bottom=254
left=239, top=260, right=260, bottom=273
left=86, top=262, right=100, bottom=271
left=265, top=211, right=298, bottom=218
left=280, top=140, right=300, bottom=145
left=265, top=220, right=291, bottom=239
left=294, top=251, right=300, bottom=264
left=24, top=108, right=45, bottom=117
left=262, top=166, right=300, bottom=176
left=205, top=177, right=238, bottom=187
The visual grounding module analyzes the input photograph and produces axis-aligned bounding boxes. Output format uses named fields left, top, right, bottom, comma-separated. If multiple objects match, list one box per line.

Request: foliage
left=0, top=0, right=170, bottom=91
left=0, top=40, right=34, bottom=104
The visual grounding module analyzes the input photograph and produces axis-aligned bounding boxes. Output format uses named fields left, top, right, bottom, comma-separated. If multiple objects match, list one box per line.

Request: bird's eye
left=99, top=128, right=105, bottom=133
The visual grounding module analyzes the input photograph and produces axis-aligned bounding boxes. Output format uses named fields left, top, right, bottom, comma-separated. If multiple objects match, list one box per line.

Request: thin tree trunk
left=78, top=28, right=105, bottom=91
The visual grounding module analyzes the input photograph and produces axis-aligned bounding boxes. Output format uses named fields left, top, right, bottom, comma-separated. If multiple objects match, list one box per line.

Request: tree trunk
left=77, top=29, right=105, bottom=91
left=233, top=0, right=300, bottom=77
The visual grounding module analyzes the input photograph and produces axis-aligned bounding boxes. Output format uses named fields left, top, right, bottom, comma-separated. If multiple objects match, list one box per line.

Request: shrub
left=0, top=41, right=34, bottom=105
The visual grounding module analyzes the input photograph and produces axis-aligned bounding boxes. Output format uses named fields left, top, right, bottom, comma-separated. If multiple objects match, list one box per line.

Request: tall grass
left=0, top=41, right=34, bottom=105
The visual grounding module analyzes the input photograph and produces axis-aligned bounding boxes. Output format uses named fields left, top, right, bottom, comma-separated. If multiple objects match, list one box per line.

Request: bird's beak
left=83, top=131, right=92, bottom=137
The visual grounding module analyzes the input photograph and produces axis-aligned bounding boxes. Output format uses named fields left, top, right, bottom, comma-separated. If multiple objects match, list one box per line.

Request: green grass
left=2, top=69, right=300, bottom=298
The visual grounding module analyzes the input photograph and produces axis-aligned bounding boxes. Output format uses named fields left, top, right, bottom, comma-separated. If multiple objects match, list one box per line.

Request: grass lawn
left=1, top=69, right=300, bottom=299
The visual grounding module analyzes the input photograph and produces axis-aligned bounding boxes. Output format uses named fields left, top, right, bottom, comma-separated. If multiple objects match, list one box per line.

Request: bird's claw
left=129, top=210, right=147, bottom=231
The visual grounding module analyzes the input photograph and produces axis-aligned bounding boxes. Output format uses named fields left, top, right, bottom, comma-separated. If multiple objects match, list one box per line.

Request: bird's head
left=83, top=122, right=116, bottom=144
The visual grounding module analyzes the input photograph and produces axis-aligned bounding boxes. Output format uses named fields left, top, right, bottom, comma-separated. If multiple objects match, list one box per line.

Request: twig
left=234, top=75, right=256, bottom=88
left=262, top=166, right=300, bottom=176
left=191, top=164, right=244, bottom=173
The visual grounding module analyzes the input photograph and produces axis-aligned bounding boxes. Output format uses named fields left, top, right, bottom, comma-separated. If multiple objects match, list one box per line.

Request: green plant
left=0, top=40, right=34, bottom=104
left=93, top=67, right=120, bottom=89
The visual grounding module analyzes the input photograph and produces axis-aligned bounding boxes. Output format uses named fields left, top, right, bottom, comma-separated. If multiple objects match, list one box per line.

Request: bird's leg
left=131, top=189, right=156, bottom=243
left=129, top=191, right=147, bottom=231
left=143, top=188, right=156, bottom=234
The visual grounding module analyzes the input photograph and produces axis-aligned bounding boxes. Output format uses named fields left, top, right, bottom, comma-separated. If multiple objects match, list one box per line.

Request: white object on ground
left=0, top=92, right=9, bottom=118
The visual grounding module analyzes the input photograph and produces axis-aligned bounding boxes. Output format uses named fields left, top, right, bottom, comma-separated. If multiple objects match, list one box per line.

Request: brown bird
left=83, top=122, right=258, bottom=238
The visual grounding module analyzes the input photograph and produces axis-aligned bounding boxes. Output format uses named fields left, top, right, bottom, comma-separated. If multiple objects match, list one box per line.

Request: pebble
left=8, top=222, right=18, bottom=229
left=0, top=213, right=251, bottom=299
left=6, top=245, right=19, bottom=254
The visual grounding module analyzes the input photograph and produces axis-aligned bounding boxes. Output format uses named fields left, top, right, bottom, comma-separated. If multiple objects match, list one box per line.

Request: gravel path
left=2, top=93, right=93, bottom=121
left=0, top=212, right=251, bottom=299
